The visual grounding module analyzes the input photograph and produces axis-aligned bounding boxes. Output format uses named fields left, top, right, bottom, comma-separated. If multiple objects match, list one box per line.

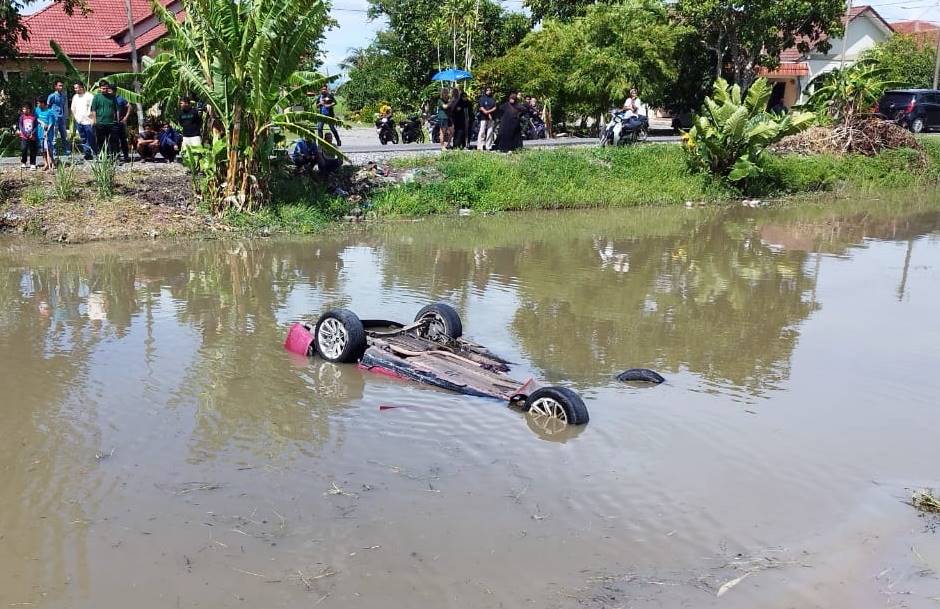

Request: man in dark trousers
left=315, top=85, right=341, bottom=146
left=90, top=81, right=120, bottom=156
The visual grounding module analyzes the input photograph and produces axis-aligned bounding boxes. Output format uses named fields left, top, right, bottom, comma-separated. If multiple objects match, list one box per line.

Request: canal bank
left=2, top=141, right=940, bottom=242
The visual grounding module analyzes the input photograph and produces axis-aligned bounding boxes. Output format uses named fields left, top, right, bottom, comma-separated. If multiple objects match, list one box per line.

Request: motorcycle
left=522, top=113, right=547, bottom=140
left=599, top=111, right=649, bottom=147
left=400, top=114, right=426, bottom=144
left=375, top=115, right=399, bottom=145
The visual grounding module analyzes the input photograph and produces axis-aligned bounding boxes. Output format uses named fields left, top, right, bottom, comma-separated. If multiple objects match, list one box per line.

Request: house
left=1, top=0, right=183, bottom=81
left=762, top=5, right=895, bottom=107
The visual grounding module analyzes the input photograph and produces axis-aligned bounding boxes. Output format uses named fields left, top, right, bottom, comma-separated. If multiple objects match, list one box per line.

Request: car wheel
left=911, top=118, right=925, bottom=134
left=414, top=302, right=463, bottom=340
left=314, top=309, right=367, bottom=363
left=524, top=386, right=589, bottom=425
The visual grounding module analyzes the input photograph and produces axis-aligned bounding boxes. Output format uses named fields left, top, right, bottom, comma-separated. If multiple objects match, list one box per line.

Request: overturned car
left=285, top=302, right=589, bottom=426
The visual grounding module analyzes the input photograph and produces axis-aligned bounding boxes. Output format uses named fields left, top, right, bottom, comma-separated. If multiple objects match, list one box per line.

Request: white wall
left=803, top=14, right=892, bottom=97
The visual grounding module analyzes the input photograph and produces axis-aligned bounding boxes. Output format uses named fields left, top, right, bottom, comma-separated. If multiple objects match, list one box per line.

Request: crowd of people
left=433, top=87, right=547, bottom=152
left=13, top=79, right=205, bottom=170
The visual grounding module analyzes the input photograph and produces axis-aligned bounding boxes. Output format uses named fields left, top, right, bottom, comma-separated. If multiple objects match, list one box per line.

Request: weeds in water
left=53, top=162, right=79, bottom=201
left=912, top=489, right=940, bottom=514
left=91, top=149, right=118, bottom=199
left=22, top=185, right=47, bottom=207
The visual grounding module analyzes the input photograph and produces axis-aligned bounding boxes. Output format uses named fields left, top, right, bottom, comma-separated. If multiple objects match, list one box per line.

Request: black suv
left=878, top=89, right=940, bottom=133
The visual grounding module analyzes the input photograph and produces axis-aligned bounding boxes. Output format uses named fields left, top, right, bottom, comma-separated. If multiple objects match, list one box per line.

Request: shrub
left=90, top=150, right=118, bottom=199
left=53, top=161, right=79, bottom=201
left=683, top=78, right=815, bottom=183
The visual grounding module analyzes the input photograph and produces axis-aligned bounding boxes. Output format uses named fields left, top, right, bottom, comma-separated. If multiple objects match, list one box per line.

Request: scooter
left=599, top=111, right=649, bottom=147
left=400, top=114, right=426, bottom=144
left=376, top=115, right=399, bottom=145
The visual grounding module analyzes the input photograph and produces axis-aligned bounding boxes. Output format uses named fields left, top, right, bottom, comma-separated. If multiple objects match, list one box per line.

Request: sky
left=22, top=0, right=940, bottom=77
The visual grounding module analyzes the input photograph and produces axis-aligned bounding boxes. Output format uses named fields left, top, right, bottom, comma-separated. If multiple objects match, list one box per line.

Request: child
left=16, top=103, right=38, bottom=170
left=34, top=97, right=56, bottom=170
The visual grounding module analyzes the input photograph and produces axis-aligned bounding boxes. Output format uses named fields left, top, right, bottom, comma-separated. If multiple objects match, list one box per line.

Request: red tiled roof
left=760, top=63, right=810, bottom=77
left=891, top=20, right=938, bottom=34
left=19, top=0, right=179, bottom=59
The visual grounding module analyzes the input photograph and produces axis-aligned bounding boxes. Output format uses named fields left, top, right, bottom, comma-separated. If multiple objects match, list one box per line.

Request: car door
left=927, top=93, right=940, bottom=130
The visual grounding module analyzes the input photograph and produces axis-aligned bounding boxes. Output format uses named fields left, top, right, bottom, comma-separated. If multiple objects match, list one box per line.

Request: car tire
left=911, top=118, right=925, bottom=134
left=414, top=302, right=463, bottom=340
left=314, top=309, right=367, bottom=363
left=524, top=386, right=589, bottom=425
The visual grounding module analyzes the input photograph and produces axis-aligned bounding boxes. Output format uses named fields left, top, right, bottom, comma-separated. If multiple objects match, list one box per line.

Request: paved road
left=337, top=124, right=680, bottom=155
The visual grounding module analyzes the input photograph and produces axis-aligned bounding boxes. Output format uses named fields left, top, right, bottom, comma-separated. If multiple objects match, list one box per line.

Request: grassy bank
left=373, top=141, right=940, bottom=216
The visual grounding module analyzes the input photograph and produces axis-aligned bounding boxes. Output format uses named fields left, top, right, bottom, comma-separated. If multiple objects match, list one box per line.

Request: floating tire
left=314, top=309, right=367, bottom=363
left=414, top=302, right=463, bottom=340
left=616, top=368, right=665, bottom=384
left=524, top=386, right=589, bottom=425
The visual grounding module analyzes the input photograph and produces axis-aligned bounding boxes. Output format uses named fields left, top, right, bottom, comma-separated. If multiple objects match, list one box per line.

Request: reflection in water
left=1, top=195, right=939, bottom=607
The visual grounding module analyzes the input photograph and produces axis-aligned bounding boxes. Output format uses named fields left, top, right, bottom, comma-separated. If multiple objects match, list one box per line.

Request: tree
left=143, top=0, right=335, bottom=212
left=864, top=34, right=937, bottom=90
left=477, top=0, right=681, bottom=121
left=522, top=0, right=593, bottom=23
left=339, top=0, right=528, bottom=112
left=675, top=0, right=845, bottom=89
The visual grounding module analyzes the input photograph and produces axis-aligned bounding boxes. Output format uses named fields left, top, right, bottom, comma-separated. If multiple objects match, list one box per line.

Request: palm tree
left=144, top=0, right=337, bottom=213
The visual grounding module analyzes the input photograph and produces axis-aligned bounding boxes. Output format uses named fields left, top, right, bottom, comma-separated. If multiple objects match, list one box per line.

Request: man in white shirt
left=622, top=88, right=646, bottom=118
left=71, top=82, right=96, bottom=159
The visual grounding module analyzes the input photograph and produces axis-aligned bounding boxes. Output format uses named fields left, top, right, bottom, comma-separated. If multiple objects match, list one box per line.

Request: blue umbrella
left=432, top=68, right=473, bottom=82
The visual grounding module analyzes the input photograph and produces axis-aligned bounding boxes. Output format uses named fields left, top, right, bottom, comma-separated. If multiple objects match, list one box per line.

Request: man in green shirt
left=90, top=80, right=119, bottom=156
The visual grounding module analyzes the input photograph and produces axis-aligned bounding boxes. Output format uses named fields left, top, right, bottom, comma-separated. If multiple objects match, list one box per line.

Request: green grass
left=372, top=141, right=940, bottom=217
left=223, top=170, right=350, bottom=234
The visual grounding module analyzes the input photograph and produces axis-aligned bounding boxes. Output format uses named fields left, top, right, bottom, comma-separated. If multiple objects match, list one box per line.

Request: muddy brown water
left=2, top=196, right=940, bottom=608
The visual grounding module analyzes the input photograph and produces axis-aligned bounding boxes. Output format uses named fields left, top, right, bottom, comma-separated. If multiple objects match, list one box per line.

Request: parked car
left=878, top=89, right=940, bottom=134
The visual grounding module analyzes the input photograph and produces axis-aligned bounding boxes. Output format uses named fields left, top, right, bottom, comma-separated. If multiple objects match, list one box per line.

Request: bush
left=90, top=150, right=118, bottom=199
left=53, top=161, right=79, bottom=200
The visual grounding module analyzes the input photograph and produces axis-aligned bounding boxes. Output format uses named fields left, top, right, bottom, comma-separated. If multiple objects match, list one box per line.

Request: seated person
left=291, top=138, right=319, bottom=172
left=158, top=122, right=182, bottom=161
left=136, top=122, right=160, bottom=161
left=318, top=132, right=342, bottom=176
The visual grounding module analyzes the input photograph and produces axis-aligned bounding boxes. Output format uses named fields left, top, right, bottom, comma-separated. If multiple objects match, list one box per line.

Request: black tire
left=391, top=131, right=399, bottom=144
left=911, top=118, right=925, bottom=134
left=616, top=368, right=665, bottom=384
left=380, top=134, right=388, bottom=145
left=314, top=309, right=367, bottom=363
left=413, top=302, right=463, bottom=340
left=524, top=386, right=589, bottom=425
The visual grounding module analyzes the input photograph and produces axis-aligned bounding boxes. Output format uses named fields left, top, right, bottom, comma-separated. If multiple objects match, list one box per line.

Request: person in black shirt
left=178, top=98, right=203, bottom=151
left=476, top=86, right=496, bottom=151
left=316, top=85, right=342, bottom=146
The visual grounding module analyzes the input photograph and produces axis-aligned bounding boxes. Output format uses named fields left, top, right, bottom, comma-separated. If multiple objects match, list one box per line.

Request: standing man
left=71, top=81, right=96, bottom=158
left=315, top=85, right=341, bottom=146
left=47, top=80, right=69, bottom=156
left=476, top=86, right=496, bottom=151
left=177, top=97, right=203, bottom=151
left=90, top=80, right=120, bottom=156
left=115, top=90, right=132, bottom=162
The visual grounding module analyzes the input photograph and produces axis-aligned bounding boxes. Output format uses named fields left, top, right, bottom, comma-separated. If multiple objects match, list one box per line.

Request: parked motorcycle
left=376, top=115, right=399, bottom=145
left=522, top=113, right=547, bottom=140
left=599, top=111, right=649, bottom=147
left=400, top=114, right=426, bottom=144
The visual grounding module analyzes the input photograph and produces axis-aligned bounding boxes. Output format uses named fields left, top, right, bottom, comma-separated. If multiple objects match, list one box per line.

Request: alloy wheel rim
left=421, top=313, right=447, bottom=341
left=528, top=397, right=568, bottom=423
left=318, top=318, right=348, bottom=359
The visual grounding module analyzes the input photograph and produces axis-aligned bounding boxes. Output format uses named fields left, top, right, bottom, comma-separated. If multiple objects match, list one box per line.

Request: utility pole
left=123, top=0, right=144, bottom=120
left=839, top=0, right=852, bottom=71
left=933, top=4, right=940, bottom=89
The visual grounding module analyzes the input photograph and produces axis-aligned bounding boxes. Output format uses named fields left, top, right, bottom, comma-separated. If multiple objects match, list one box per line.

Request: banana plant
left=50, top=40, right=143, bottom=104
left=683, top=77, right=815, bottom=182
left=142, top=0, right=337, bottom=213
